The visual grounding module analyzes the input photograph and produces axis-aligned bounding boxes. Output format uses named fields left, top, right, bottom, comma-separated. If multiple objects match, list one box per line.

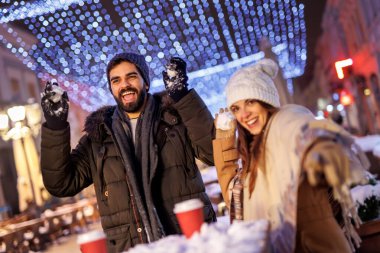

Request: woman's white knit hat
left=226, top=58, right=281, bottom=108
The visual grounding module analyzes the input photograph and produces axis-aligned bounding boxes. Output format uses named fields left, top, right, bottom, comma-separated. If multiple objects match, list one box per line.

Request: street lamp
left=0, top=100, right=43, bottom=215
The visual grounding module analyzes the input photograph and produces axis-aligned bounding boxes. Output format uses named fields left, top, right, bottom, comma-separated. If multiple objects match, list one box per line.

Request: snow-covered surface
left=200, top=166, right=218, bottom=183
left=354, top=135, right=380, bottom=158
left=216, top=111, right=235, bottom=131
left=126, top=219, right=269, bottom=253
left=201, top=167, right=222, bottom=197
left=205, top=183, right=222, bottom=198
left=374, top=144, right=380, bottom=158
left=351, top=181, right=380, bottom=205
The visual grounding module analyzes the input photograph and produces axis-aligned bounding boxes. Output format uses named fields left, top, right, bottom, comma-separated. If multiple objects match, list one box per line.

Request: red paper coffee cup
left=77, top=230, right=107, bottom=253
left=173, top=199, right=204, bottom=238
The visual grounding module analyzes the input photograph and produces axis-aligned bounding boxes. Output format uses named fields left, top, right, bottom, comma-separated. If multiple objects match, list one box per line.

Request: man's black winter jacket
left=40, top=90, right=216, bottom=252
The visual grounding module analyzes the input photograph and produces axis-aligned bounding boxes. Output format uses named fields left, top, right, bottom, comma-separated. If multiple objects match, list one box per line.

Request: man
left=40, top=53, right=216, bottom=252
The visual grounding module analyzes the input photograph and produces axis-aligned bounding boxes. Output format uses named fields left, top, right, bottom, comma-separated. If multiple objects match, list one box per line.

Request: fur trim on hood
left=83, top=105, right=115, bottom=142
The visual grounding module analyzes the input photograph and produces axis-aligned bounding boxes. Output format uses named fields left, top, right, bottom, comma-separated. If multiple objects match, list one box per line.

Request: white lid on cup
left=173, top=198, right=204, bottom=213
left=77, top=230, right=106, bottom=244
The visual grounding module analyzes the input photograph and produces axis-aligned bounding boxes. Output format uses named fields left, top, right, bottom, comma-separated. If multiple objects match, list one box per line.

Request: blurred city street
left=45, top=234, right=80, bottom=253
left=44, top=222, right=102, bottom=253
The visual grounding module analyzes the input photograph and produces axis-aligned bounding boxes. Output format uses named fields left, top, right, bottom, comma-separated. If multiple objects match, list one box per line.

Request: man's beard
left=114, top=87, right=146, bottom=113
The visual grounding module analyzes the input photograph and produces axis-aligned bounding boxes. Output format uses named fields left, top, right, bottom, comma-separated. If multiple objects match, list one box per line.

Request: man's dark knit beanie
left=106, top=52, right=150, bottom=91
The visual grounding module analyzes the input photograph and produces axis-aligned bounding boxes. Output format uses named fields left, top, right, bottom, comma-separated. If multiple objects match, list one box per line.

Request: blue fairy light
left=0, top=0, right=306, bottom=113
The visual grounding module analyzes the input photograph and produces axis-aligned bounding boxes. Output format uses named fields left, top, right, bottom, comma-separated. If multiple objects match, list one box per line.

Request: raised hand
left=162, top=57, right=189, bottom=101
left=303, top=141, right=351, bottom=201
left=214, top=108, right=237, bottom=139
left=40, top=81, right=69, bottom=130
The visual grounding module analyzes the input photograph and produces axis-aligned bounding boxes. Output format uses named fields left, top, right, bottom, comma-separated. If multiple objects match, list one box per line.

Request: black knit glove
left=41, top=81, right=69, bottom=130
left=162, top=57, right=189, bottom=102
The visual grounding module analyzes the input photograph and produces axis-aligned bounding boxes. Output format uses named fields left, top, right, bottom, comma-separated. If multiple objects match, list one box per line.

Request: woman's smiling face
left=230, top=99, right=269, bottom=136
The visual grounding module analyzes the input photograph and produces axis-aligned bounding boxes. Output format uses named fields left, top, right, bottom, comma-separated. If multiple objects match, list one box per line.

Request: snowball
left=50, top=84, right=65, bottom=103
left=167, top=69, right=177, bottom=78
left=216, top=111, right=235, bottom=131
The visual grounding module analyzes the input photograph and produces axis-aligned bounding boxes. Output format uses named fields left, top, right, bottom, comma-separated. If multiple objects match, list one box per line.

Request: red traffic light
left=339, top=90, right=353, bottom=106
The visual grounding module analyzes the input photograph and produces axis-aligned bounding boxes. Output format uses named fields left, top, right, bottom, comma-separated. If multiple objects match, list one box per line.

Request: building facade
left=0, top=24, right=41, bottom=215
left=0, top=24, right=90, bottom=216
left=304, top=0, right=380, bottom=134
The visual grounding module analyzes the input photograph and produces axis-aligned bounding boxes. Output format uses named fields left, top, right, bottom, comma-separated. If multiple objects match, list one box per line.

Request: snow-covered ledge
left=354, top=135, right=380, bottom=158
left=350, top=172, right=380, bottom=222
left=125, top=219, right=270, bottom=253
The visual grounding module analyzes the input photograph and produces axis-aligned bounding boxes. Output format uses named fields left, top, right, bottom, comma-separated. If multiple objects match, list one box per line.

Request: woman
left=213, top=59, right=367, bottom=253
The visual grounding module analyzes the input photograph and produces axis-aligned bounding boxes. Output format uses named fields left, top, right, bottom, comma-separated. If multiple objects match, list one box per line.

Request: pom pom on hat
left=225, top=58, right=281, bottom=108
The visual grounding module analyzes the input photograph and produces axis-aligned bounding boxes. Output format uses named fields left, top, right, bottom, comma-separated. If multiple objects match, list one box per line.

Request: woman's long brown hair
left=236, top=101, right=279, bottom=198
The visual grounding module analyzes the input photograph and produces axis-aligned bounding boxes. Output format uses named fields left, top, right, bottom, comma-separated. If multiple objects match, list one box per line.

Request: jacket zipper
left=104, top=124, right=145, bottom=244
left=125, top=176, right=144, bottom=243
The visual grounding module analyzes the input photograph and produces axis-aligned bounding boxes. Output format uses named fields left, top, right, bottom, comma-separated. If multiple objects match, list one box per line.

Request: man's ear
left=145, top=83, right=149, bottom=91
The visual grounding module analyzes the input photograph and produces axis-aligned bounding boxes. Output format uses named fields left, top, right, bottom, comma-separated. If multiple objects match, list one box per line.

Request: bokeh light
left=0, top=0, right=306, bottom=113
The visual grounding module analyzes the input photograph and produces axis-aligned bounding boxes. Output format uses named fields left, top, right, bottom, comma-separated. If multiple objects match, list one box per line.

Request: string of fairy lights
left=0, top=0, right=306, bottom=113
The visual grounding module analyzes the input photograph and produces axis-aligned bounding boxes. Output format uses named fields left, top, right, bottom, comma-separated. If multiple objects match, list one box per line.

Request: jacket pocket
left=166, top=127, right=198, bottom=178
left=104, top=224, right=131, bottom=253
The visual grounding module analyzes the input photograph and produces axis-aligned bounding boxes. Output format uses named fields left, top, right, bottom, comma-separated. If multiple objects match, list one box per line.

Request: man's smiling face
left=109, top=61, right=148, bottom=113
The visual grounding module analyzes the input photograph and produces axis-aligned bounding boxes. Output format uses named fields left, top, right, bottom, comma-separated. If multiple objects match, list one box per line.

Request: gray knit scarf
left=112, top=94, right=165, bottom=242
